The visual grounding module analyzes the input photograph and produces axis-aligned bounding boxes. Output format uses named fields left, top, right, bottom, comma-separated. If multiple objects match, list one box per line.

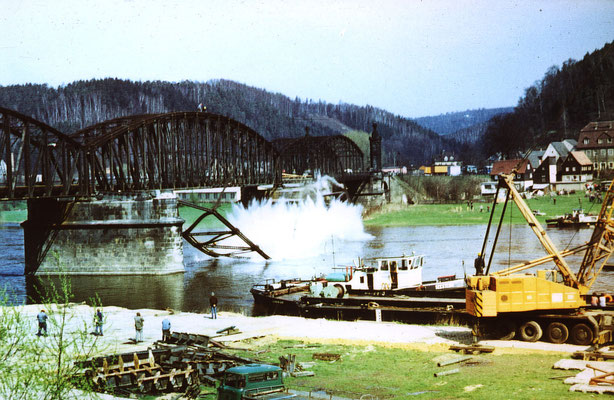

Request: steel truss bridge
left=0, top=107, right=366, bottom=200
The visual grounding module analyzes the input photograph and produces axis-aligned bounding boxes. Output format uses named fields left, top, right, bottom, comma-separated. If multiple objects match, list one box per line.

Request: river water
left=2, top=222, right=614, bottom=314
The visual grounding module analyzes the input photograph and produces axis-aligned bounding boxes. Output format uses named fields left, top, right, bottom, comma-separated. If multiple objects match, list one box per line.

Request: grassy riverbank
left=364, top=192, right=599, bottom=227
left=229, top=339, right=577, bottom=400
left=4, top=304, right=585, bottom=400
left=0, top=192, right=601, bottom=229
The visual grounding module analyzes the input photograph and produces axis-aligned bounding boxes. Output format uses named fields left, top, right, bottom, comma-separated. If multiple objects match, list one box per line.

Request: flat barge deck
left=251, top=284, right=474, bottom=326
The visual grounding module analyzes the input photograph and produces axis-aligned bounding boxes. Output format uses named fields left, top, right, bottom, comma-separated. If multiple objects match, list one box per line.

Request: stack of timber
left=77, top=331, right=258, bottom=396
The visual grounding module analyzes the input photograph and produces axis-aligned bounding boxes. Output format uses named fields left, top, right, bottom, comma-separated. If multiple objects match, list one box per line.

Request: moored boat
left=250, top=253, right=466, bottom=316
left=546, top=208, right=597, bottom=228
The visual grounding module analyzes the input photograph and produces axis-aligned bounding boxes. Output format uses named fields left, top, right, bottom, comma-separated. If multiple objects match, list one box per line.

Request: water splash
left=227, top=176, right=372, bottom=260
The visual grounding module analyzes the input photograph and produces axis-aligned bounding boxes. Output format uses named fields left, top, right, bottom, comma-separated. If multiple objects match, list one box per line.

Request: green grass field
left=218, top=340, right=578, bottom=400
left=0, top=209, right=27, bottom=223
left=365, top=192, right=601, bottom=227
left=1, top=192, right=602, bottom=230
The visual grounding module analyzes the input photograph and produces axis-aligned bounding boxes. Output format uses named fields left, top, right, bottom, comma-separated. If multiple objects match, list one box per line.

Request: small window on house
left=565, top=167, right=569, bottom=172
left=609, top=149, right=613, bottom=156
left=610, top=162, right=614, bottom=169
left=599, top=138, right=604, bottom=144
left=584, top=138, right=589, bottom=144
left=602, top=149, right=607, bottom=156
left=572, top=167, right=576, bottom=172
left=608, top=138, right=613, bottom=144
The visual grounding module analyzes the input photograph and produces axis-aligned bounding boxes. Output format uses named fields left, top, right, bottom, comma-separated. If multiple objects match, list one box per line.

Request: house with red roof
left=490, top=159, right=533, bottom=191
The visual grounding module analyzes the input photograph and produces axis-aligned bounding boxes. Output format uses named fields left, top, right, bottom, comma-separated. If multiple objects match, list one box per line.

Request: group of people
left=35, top=292, right=220, bottom=342
left=132, top=292, right=218, bottom=342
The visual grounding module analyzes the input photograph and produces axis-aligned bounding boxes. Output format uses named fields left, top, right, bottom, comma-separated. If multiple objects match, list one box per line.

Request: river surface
left=1, top=223, right=614, bottom=314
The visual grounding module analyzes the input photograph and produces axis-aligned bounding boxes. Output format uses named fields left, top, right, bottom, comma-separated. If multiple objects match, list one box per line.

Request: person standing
left=94, top=308, right=103, bottom=336
left=37, top=309, right=48, bottom=336
left=474, top=253, right=485, bottom=276
left=209, top=292, right=218, bottom=319
left=161, top=317, right=171, bottom=341
left=134, top=312, right=144, bottom=343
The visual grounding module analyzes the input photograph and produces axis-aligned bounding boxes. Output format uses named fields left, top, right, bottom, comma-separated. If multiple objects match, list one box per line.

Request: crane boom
left=576, top=180, right=614, bottom=291
left=491, top=173, right=580, bottom=287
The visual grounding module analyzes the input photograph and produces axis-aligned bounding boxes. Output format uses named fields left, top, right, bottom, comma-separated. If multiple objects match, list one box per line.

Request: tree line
left=482, top=40, right=614, bottom=158
left=2, top=39, right=611, bottom=168
left=0, top=78, right=454, bottom=166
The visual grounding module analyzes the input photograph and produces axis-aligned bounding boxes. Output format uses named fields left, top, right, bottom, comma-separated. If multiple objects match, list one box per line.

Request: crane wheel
left=333, top=284, right=345, bottom=299
left=495, top=320, right=516, bottom=340
left=546, top=322, right=569, bottom=344
left=571, top=323, right=594, bottom=345
left=519, top=321, right=543, bottom=342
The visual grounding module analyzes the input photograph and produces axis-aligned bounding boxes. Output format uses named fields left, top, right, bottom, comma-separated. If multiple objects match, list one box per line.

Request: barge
left=251, top=253, right=469, bottom=324
left=545, top=208, right=597, bottom=228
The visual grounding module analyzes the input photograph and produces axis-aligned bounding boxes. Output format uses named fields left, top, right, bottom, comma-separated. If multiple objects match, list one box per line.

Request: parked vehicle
left=217, top=364, right=305, bottom=400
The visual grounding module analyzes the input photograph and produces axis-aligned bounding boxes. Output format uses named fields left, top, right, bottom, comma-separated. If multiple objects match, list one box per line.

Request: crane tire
left=546, top=322, right=569, bottom=344
left=519, top=320, right=542, bottom=342
left=571, top=323, right=594, bottom=345
left=495, top=320, right=516, bottom=340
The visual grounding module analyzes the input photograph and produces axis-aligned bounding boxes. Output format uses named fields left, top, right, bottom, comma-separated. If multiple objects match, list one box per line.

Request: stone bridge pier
left=22, top=191, right=185, bottom=275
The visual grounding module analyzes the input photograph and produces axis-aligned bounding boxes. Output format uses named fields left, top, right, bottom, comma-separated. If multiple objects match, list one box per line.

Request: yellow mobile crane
left=467, top=173, right=614, bottom=345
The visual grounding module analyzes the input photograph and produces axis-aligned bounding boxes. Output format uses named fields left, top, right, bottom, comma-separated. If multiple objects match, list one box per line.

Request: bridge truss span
left=81, top=112, right=280, bottom=193
left=0, top=109, right=281, bottom=199
left=0, top=106, right=84, bottom=199
left=273, top=134, right=364, bottom=177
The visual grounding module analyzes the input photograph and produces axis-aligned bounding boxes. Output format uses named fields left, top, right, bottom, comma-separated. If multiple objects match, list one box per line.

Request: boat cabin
left=321, top=253, right=425, bottom=295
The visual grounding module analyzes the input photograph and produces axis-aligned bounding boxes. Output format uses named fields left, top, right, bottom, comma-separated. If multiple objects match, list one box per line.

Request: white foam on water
left=226, top=176, right=372, bottom=260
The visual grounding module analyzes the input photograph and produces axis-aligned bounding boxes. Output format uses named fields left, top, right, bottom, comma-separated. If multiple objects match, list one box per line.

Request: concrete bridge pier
left=22, top=191, right=185, bottom=275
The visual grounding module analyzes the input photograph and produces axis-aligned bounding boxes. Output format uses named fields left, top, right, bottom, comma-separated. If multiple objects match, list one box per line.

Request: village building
left=542, top=139, right=576, bottom=161
left=559, top=151, right=593, bottom=183
left=576, top=121, right=614, bottom=174
left=490, top=159, right=533, bottom=191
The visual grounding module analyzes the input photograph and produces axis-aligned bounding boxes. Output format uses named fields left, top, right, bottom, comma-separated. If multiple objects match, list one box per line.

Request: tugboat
left=545, top=208, right=598, bottom=228
left=250, top=253, right=466, bottom=315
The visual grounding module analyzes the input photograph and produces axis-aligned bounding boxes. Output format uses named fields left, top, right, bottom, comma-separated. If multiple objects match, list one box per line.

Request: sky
left=1, top=0, right=613, bottom=118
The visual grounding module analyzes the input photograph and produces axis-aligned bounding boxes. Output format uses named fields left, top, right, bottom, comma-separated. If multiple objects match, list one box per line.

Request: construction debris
left=313, top=353, right=341, bottom=361
left=572, top=348, right=614, bottom=361
left=216, top=325, right=241, bottom=336
left=437, top=355, right=473, bottom=367
left=77, top=331, right=259, bottom=397
left=434, top=368, right=460, bottom=377
left=553, top=359, right=614, bottom=371
left=449, top=344, right=494, bottom=355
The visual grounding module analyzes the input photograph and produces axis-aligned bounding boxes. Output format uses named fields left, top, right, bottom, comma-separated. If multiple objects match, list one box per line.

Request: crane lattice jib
left=492, top=173, right=580, bottom=288
left=576, top=180, right=614, bottom=292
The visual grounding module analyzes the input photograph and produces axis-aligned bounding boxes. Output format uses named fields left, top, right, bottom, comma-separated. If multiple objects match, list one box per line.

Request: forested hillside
left=0, top=79, right=450, bottom=166
left=483, top=40, right=614, bottom=158
left=414, top=107, right=513, bottom=136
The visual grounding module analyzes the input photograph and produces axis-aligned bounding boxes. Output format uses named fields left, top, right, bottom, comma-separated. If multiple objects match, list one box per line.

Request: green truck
left=217, top=364, right=305, bottom=400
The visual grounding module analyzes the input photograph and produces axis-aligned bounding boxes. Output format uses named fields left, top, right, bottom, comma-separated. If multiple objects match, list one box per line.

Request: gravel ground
left=17, top=303, right=590, bottom=356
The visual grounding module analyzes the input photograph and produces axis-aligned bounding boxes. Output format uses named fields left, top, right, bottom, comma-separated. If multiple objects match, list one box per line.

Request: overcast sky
left=1, top=0, right=613, bottom=118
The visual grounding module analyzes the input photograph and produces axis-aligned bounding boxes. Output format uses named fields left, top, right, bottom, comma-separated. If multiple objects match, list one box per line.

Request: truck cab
left=217, top=364, right=297, bottom=400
